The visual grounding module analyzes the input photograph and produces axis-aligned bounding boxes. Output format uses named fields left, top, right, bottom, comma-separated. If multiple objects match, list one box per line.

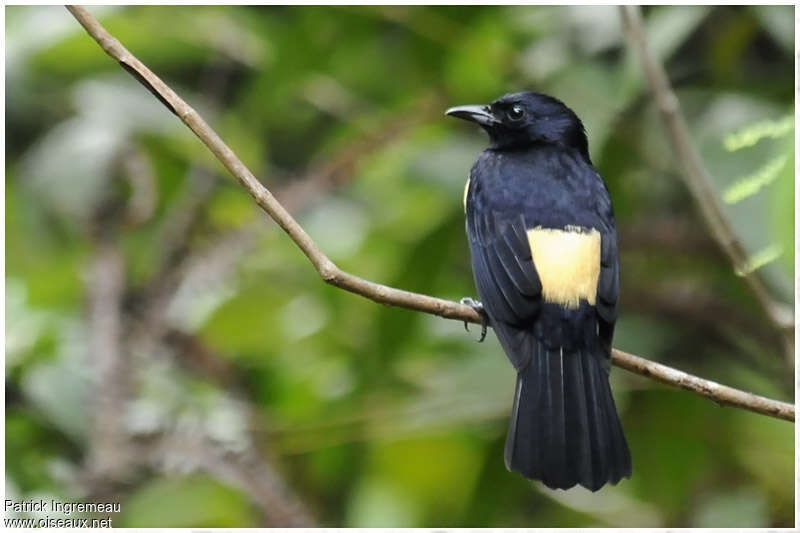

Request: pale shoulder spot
left=526, top=226, right=601, bottom=308
left=463, top=176, right=470, bottom=212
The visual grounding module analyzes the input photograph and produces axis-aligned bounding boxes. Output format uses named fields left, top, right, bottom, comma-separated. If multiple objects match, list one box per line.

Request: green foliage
left=5, top=5, right=794, bottom=528
left=723, top=115, right=793, bottom=152
left=120, top=475, right=257, bottom=527
left=719, top=114, right=794, bottom=278
left=723, top=154, right=787, bottom=205
left=735, top=243, right=783, bottom=276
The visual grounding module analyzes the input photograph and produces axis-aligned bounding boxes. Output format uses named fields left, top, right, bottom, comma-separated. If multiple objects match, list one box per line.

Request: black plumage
left=447, top=92, right=631, bottom=491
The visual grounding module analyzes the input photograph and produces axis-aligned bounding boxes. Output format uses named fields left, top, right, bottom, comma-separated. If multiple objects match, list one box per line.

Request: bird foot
left=460, top=297, right=488, bottom=342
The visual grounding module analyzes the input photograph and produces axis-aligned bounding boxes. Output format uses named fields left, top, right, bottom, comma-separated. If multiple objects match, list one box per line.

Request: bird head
left=445, top=92, right=590, bottom=159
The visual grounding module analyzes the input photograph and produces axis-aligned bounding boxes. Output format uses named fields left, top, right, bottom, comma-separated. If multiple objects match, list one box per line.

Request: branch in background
left=84, top=191, right=133, bottom=491
left=132, top=59, right=433, bottom=341
left=624, top=283, right=792, bottom=395
left=279, top=100, right=437, bottom=213
left=66, top=4, right=795, bottom=424
left=117, top=143, right=157, bottom=226
left=619, top=6, right=794, bottom=366
left=110, top=313, right=318, bottom=526
left=130, top=58, right=234, bottom=329
left=137, top=392, right=315, bottom=527
left=69, top=50, right=316, bottom=523
left=147, top=57, right=234, bottom=279
left=160, top=96, right=434, bottom=332
left=149, top=326, right=316, bottom=526
left=621, top=219, right=791, bottom=375
left=620, top=216, right=719, bottom=258
left=163, top=328, right=241, bottom=387
left=151, top=166, right=217, bottom=286
left=624, top=283, right=784, bottom=357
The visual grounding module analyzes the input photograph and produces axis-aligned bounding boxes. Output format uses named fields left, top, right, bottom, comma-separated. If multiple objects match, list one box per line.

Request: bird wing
left=595, top=228, right=619, bottom=350
left=591, top=175, right=620, bottom=351
left=468, top=207, right=542, bottom=324
left=467, top=205, right=543, bottom=369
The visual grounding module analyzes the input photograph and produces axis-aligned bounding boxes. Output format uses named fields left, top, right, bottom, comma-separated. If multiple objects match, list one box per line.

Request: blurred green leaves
left=723, top=154, right=787, bottom=205
left=719, top=114, right=794, bottom=275
left=723, top=115, right=793, bottom=152
left=348, top=434, right=485, bottom=526
left=120, top=475, right=257, bottom=527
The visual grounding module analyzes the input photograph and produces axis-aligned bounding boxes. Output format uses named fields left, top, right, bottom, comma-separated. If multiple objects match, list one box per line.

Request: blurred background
left=5, top=5, right=795, bottom=528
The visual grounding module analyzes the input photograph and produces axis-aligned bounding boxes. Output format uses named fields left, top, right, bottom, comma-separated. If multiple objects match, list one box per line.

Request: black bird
left=446, top=92, right=631, bottom=491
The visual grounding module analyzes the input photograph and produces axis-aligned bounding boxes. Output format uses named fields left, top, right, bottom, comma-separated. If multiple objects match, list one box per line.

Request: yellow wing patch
left=463, top=176, right=470, bottom=212
left=526, top=226, right=601, bottom=308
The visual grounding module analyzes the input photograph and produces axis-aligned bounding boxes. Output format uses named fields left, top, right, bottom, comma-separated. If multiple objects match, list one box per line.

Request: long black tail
left=504, top=338, right=631, bottom=491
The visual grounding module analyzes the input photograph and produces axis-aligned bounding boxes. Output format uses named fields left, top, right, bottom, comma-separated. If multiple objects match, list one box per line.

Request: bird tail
left=504, top=338, right=631, bottom=491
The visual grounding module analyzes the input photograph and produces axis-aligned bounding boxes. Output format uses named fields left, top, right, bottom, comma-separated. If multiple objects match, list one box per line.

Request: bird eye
left=507, top=105, right=525, bottom=121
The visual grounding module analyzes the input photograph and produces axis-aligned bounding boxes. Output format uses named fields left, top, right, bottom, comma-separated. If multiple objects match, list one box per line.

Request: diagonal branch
left=619, top=6, right=794, bottom=363
left=66, top=5, right=795, bottom=423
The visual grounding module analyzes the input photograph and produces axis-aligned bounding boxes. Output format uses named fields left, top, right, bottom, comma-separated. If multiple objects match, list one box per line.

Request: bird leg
left=460, top=297, right=489, bottom=342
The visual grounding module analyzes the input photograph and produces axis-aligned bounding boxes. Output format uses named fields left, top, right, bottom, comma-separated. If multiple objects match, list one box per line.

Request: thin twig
left=611, top=349, right=793, bottom=421
left=66, top=5, right=795, bottom=423
left=619, top=6, right=794, bottom=362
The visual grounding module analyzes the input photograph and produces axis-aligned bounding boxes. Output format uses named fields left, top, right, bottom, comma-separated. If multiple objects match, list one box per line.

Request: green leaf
left=734, top=243, right=783, bottom=276
left=722, top=154, right=787, bottom=204
left=120, top=475, right=256, bottom=527
left=722, top=115, right=793, bottom=152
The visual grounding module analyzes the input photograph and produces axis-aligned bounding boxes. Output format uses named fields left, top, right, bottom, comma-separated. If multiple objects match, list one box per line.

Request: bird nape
left=446, top=92, right=631, bottom=491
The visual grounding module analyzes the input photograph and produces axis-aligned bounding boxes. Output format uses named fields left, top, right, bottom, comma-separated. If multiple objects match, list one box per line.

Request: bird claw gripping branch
left=460, top=297, right=489, bottom=342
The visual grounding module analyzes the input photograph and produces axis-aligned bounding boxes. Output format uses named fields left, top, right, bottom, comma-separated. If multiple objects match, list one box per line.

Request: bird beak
left=445, top=105, right=497, bottom=126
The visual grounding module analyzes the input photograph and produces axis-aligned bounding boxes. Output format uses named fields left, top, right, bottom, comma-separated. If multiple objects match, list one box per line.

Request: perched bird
left=446, top=92, right=631, bottom=491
